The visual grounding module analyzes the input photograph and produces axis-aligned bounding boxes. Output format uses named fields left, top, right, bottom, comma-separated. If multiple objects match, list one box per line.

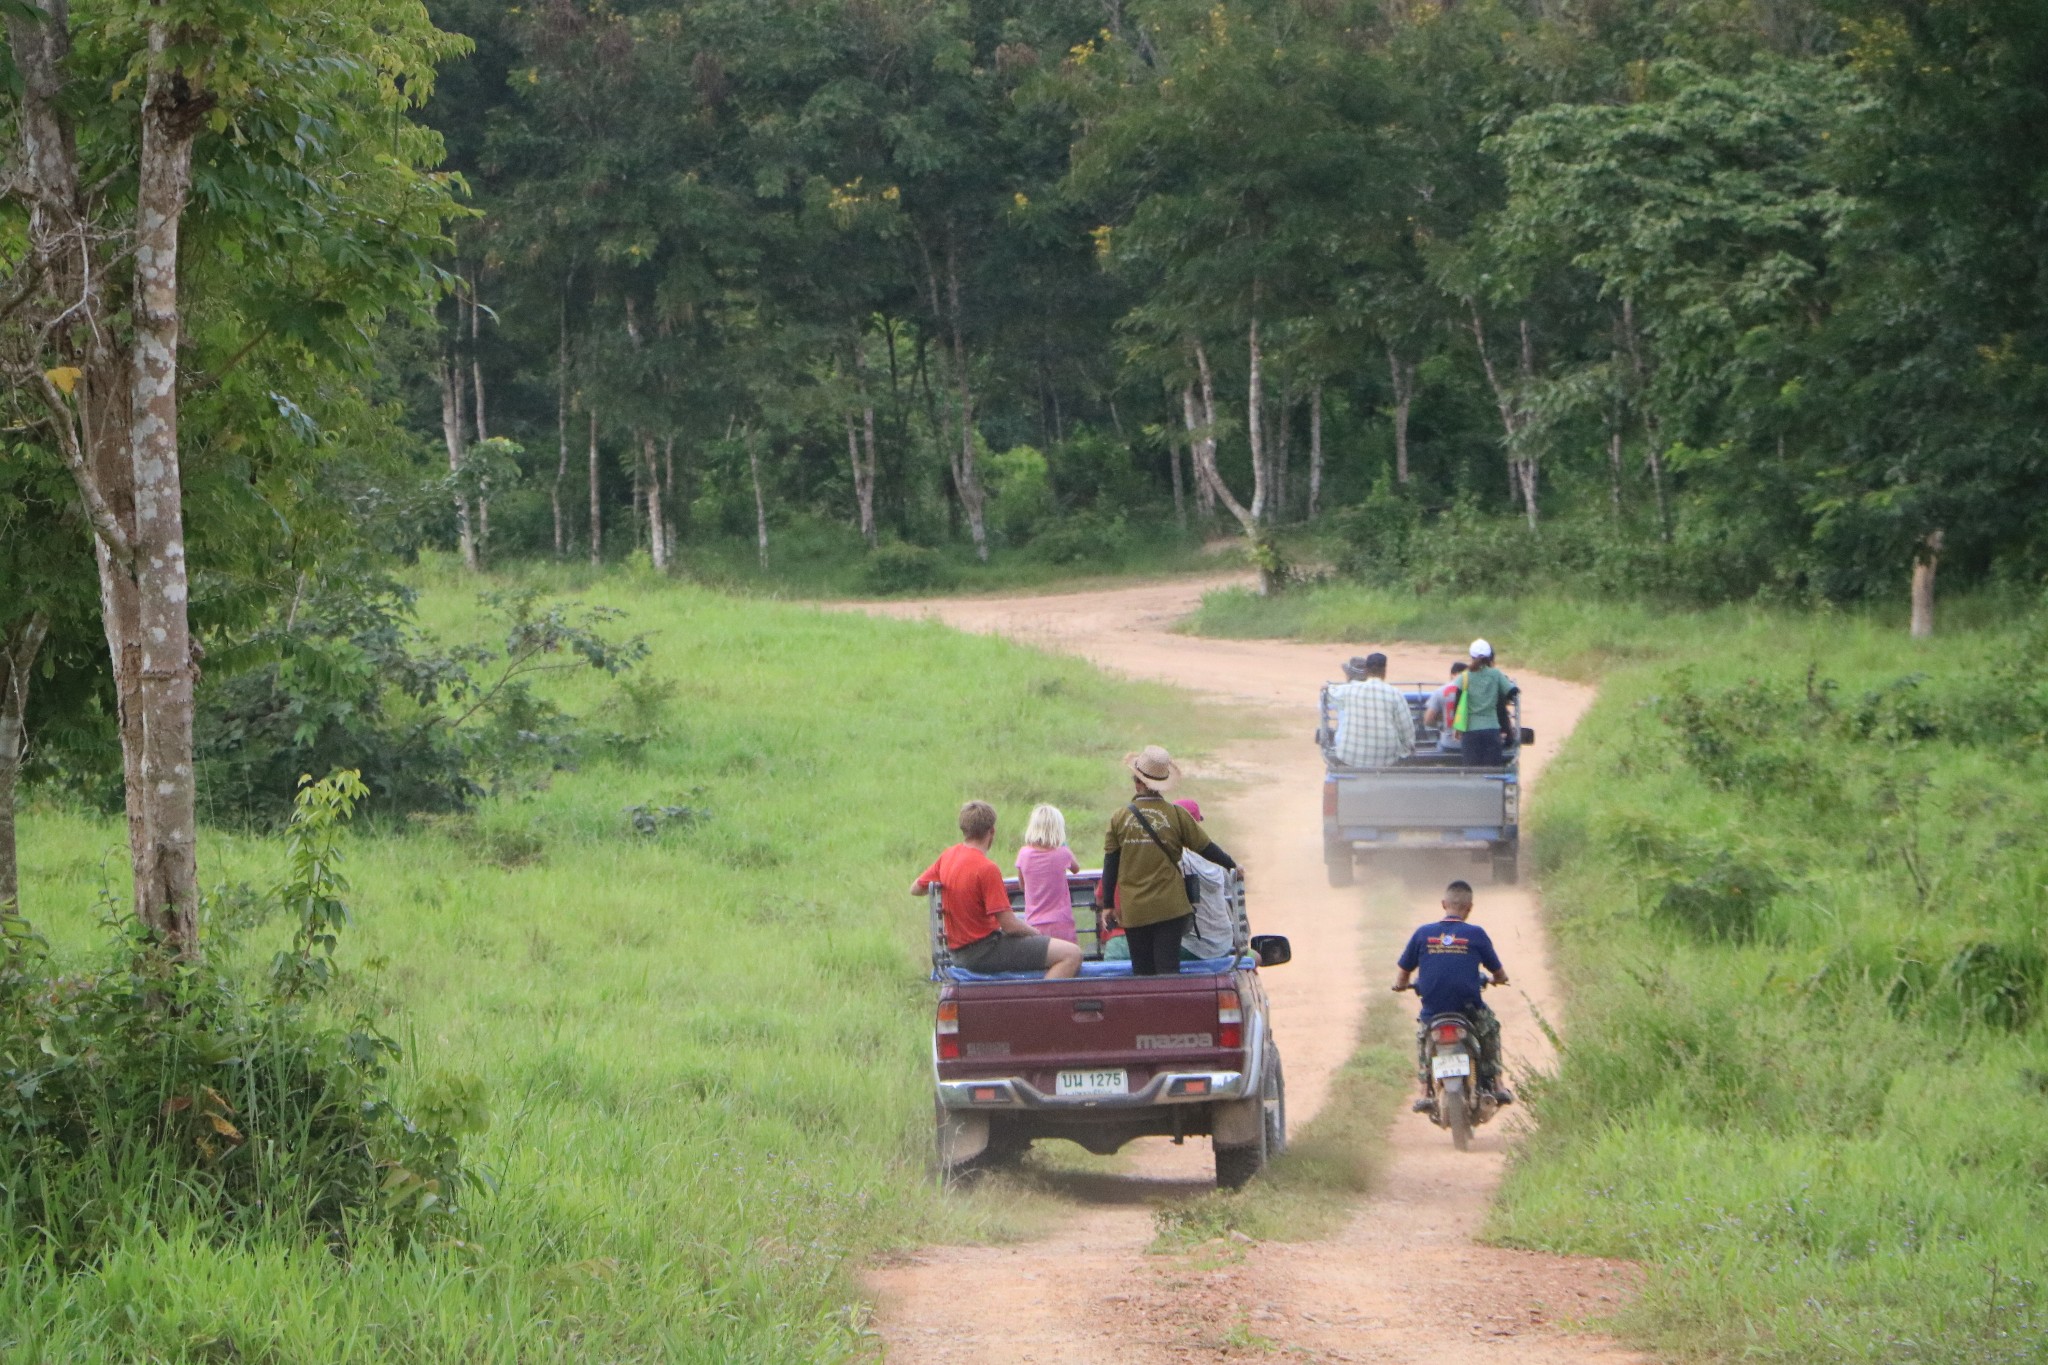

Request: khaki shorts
left=953, top=932, right=1053, bottom=974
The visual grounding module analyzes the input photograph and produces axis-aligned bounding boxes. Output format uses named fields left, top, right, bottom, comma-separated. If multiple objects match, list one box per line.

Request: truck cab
left=928, top=871, right=1290, bottom=1188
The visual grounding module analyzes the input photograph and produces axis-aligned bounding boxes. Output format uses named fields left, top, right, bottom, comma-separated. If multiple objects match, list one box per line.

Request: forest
left=8, top=0, right=2048, bottom=844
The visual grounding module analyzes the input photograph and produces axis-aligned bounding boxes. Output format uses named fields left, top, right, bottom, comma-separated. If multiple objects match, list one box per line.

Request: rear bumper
left=1327, top=826, right=1515, bottom=851
left=937, top=1068, right=1248, bottom=1111
left=937, top=1013, right=1269, bottom=1111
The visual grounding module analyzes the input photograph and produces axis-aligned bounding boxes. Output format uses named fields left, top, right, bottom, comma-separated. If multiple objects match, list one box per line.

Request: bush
left=860, top=543, right=956, bottom=595
left=0, top=774, right=479, bottom=1265
left=1028, top=508, right=1129, bottom=567
left=196, top=570, right=647, bottom=825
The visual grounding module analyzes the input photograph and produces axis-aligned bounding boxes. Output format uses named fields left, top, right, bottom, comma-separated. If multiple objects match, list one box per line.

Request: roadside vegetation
left=1191, top=580, right=2048, bottom=1363
left=9, top=569, right=1215, bottom=1361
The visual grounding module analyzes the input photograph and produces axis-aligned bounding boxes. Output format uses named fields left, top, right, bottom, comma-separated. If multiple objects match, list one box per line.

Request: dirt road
left=856, top=577, right=1644, bottom=1364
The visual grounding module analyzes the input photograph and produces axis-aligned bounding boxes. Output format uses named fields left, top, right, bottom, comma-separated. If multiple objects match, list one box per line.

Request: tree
left=1, top=0, right=462, bottom=954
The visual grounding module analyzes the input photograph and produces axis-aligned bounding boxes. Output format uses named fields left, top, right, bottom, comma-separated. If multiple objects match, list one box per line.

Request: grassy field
left=1192, top=580, right=2048, bottom=1363
left=9, top=563, right=1228, bottom=1362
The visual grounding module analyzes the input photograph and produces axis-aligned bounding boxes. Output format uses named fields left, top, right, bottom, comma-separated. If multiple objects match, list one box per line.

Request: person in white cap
left=1450, top=639, right=1518, bottom=768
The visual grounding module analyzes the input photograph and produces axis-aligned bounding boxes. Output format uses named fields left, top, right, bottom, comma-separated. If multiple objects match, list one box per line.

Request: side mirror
left=1250, top=934, right=1291, bottom=967
left=1519, top=727, right=1536, bottom=746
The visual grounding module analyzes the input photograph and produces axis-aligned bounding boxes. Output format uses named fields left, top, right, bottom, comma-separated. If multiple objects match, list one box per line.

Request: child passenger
left=912, top=801, right=1082, bottom=980
left=1015, top=804, right=1083, bottom=943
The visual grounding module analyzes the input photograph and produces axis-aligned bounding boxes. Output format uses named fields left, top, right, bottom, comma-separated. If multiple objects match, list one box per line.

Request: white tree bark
left=1185, top=343, right=1257, bottom=538
left=588, top=409, right=602, bottom=567
left=553, top=289, right=569, bottom=557
left=642, top=434, right=667, bottom=571
left=1307, top=385, right=1324, bottom=520
left=1910, top=530, right=1943, bottom=639
left=439, top=357, right=477, bottom=569
left=747, top=428, right=770, bottom=569
left=1387, top=345, right=1416, bottom=485
left=1246, top=312, right=1269, bottom=524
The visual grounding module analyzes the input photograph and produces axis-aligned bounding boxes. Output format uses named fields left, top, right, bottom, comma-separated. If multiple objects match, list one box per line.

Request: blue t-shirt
left=1397, top=919, right=1504, bottom=1019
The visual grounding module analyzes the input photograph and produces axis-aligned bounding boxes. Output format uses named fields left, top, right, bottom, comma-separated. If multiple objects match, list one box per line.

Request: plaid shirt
left=1329, top=678, right=1417, bottom=768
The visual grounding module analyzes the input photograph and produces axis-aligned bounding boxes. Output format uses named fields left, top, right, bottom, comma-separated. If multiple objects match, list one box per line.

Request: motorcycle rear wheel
left=1440, top=1077, right=1473, bottom=1152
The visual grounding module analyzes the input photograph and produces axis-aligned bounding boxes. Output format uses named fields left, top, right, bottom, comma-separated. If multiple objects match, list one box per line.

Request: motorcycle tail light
left=1432, top=1023, right=1462, bottom=1042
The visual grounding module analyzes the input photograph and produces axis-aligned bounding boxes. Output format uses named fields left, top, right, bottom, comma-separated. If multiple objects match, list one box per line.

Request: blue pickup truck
left=1319, top=684, right=1531, bottom=887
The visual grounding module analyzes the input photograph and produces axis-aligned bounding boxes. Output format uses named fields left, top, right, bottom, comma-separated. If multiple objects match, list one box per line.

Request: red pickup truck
left=928, top=870, right=1291, bottom=1188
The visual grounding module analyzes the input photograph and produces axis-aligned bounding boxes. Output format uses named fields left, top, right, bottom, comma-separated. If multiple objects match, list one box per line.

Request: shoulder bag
left=1127, top=802, right=1202, bottom=911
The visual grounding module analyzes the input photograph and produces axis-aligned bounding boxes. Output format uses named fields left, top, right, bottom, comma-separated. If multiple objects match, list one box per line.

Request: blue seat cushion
left=939, top=955, right=1250, bottom=983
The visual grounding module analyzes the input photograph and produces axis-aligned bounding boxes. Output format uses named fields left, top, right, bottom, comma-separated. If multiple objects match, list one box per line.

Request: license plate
left=1395, top=830, right=1445, bottom=846
left=1431, top=1053, right=1472, bottom=1079
left=1056, top=1068, right=1129, bottom=1097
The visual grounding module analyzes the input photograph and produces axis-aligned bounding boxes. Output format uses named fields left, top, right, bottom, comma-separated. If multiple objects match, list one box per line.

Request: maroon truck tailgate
left=939, top=974, right=1239, bottom=1089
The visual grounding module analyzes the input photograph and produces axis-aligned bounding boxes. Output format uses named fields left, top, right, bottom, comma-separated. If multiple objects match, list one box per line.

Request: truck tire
left=1215, top=1140, right=1264, bottom=1190
left=1324, top=843, right=1355, bottom=888
left=1440, top=1077, right=1472, bottom=1152
left=1491, top=846, right=1518, bottom=885
left=1263, top=1047, right=1288, bottom=1157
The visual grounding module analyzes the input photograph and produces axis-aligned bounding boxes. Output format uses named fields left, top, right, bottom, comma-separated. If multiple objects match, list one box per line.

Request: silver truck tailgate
left=1335, top=771, right=1505, bottom=827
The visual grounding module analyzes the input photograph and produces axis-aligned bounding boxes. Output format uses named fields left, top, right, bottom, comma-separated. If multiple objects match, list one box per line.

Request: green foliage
left=0, top=772, right=474, bottom=1274
left=860, top=543, right=957, bottom=596
left=195, top=572, right=648, bottom=825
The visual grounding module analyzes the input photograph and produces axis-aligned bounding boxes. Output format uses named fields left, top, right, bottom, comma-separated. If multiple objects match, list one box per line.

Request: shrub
left=1027, top=508, right=1129, bottom=567
left=861, top=543, right=956, bottom=595
left=0, top=773, right=479, bottom=1265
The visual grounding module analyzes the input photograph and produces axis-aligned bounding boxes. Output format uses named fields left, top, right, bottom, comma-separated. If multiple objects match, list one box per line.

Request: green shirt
left=1104, top=797, right=1215, bottom=929
left=1457, top=665, right=1516, bottom=733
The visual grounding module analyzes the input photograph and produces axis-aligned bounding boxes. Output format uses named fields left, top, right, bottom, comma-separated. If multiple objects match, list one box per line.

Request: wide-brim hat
left=1125, top=745, right=1182, bottom=792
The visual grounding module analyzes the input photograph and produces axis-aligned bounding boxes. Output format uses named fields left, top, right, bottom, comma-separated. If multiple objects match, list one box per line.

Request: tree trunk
left=1186, top=344, right=1257, bottom=538
left=1469, top=303, right=1539, bottom=529
left=588, top=410, right=603, bottom=567
left=663, top=435, right=681, bottom=559
left=1275, top=397, right=1292, bottom=525
left=850, top=337, right=879, bottom=547
left=440, top=358, right=476, bottom=570
left=1387, top=346, right=1415, bottom=484
left=1246, top=311, right=1269, bottom=524
left=1608, top=423, right=1624, bottom=517
left=122, top=25, right=208, bottom=955
left=0, top=615, right=51, bottom=914
left=1308, top=385, right=1325, bottom=520
left=468, top=275, right=491, bottom=555
left=553, top=294, right=569, bottom=558
left=642, top=435, right=667, bottom=571
left=747, top=429, right=770, bottom=570
left=1910, top=530, right=1943, bottom=639
left=937, top=239, right=989, bottom=562
left=1169, top=434, right=1186, bottom=529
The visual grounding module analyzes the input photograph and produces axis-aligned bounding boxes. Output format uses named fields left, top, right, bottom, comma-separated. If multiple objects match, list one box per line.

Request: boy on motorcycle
left=1392, top=880, right=1513, bottom=1107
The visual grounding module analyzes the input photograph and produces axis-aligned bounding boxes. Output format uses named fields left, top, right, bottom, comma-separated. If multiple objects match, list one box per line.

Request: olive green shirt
left=1457, top=664, right=1517, bottom=734
left=1104, top=797, right=1217, bottom=929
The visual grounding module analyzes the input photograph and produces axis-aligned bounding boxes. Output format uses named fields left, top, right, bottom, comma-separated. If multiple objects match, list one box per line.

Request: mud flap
left=935, top=1107, right=989, bottom=1171
left=1211, top=1095, right=1263, bottom=1149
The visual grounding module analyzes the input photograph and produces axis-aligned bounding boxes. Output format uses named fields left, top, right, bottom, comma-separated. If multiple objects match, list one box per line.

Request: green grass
left=1188, top=579, right=2048, bottom=1363
left=604, top=514, right=1236, bottom=600
left=1185, top=580, right=2035, bottom=681
left=9, top=565, right=1229, bottom=1362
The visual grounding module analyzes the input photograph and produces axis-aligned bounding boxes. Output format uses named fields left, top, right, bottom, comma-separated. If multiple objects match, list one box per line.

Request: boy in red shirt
left=913, top=801, right=1082, bottom=979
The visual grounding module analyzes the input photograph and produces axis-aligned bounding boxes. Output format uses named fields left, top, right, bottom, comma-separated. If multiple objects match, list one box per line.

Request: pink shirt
left=1014, top=844, right=1081, bottom=942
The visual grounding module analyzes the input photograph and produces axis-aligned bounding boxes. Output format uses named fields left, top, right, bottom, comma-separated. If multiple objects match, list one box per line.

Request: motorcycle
left=1399, top=984, right=1499, bottom=1151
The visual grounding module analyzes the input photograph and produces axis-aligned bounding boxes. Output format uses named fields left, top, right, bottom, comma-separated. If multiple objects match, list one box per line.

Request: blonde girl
left=1014, top=804, right=1082, bottom=943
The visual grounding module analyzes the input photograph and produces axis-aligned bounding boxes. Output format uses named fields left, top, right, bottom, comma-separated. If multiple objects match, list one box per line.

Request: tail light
left=936, top=999, right=961, bottom=1061
left=1432, top=1022, right=1463, bottom=1043
left=1322, top=781, right=1337, bottom=818
left=1218, top=988, right=1243, bottom=1049
left=1503, top=783, right=1519, bottom=823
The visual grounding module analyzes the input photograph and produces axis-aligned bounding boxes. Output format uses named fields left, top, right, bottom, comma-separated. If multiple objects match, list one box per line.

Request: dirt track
left=855, top=577, right=1645, bottom=1364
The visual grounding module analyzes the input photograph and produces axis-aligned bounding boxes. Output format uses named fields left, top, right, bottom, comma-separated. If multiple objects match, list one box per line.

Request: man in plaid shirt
left=1328, top=653, right=1417, bottom=769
